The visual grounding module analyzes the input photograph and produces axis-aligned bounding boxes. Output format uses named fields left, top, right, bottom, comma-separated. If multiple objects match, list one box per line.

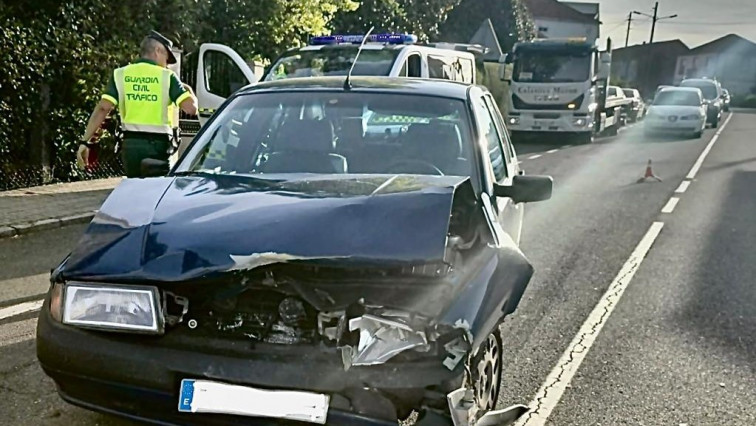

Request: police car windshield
left=264, top=48, right=400, bottom=81
left=180, top=91, right=473, bottom=178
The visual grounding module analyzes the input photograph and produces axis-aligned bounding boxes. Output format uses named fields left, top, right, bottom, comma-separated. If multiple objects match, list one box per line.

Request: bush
left=731, top=94, right=756, bottom=109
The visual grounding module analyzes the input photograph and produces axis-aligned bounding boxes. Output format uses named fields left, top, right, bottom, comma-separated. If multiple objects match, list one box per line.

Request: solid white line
left=528, top=154, right=542, bottom=160
left=546, top=149, right=559, bottom=154
left=517, top=222, right=665, bottom=426
left=686, top=114, right=734, bottom=179
left=0, top=300, right=43, bottom=321
left=661, top=197, right=680, bottom=213
left=675, top=181, right=691, bottom=194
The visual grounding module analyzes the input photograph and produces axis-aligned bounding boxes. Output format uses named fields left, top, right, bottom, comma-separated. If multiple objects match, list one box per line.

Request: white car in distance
left=644, top=87, right=707, bottom=139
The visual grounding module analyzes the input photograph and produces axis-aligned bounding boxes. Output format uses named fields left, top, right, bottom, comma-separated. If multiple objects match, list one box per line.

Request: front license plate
left=178, top=379, right=329, bottom=424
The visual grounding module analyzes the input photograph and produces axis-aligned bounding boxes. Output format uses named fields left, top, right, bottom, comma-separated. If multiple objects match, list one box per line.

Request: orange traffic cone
left=637, top=159, right=662, bottom=183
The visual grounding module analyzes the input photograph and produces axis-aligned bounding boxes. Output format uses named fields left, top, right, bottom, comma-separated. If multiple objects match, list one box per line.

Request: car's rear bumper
left=37, top=301, right=463, bottom=425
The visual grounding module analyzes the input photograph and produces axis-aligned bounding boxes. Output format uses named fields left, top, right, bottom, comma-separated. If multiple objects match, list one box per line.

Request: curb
left=0, top=212, right=96, bottom=240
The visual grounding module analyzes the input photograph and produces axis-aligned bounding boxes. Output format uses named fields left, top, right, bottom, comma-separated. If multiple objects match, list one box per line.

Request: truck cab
left=502, top=38, right=623, bottom=144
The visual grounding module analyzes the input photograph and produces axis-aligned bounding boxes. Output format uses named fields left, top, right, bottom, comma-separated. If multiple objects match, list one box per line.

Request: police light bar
left=309, top=33, right=418, bottom=45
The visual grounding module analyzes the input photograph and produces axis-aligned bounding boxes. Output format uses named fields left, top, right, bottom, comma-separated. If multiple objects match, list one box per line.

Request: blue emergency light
left=309, top=33, right=418, bottom=46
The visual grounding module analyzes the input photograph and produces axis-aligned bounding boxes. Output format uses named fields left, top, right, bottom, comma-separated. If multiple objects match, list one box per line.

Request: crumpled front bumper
left=36, top=300, right=465, bottom=425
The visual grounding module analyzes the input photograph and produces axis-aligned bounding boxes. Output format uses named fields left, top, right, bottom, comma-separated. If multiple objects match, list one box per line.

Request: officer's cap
left=147, top=30, right=178, bottom=65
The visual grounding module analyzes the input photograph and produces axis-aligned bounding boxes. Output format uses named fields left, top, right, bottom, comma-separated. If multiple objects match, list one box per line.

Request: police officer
left=79, top=31, right=198, bottom=177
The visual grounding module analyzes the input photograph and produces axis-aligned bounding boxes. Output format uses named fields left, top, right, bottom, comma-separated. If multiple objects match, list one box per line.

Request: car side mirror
left=494, top=175, right=553, bottom=203
left=140, top=158, right=170, bottom=177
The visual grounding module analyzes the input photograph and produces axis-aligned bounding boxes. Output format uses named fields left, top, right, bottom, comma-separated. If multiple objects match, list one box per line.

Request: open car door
left=197, top=43, right=258, bottom=126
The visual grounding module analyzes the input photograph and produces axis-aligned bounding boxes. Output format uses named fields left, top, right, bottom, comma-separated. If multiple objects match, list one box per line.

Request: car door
left=197, top=44, right=258, bottom=126
left=472, top=94, right=523, bottom=245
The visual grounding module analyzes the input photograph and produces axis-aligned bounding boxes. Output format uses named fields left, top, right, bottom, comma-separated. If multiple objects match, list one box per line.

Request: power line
left=664, top=20, right=756, bottom=26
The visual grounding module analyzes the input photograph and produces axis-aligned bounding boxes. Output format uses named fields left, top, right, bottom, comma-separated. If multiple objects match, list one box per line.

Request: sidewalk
left=0, top=178, right=122, bottom=238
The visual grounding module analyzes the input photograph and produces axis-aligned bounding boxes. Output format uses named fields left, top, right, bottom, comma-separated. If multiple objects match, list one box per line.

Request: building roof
left=525, top=0, right=598, bottom=24
left=563, top=2, right=599, bottom=21
left=612, top=39, right=689, bottom=57
left=686, top=34, right=756, bottom=56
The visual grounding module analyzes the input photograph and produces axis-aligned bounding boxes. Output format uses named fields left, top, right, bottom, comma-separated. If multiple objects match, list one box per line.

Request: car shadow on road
left=676, top=170, right=756, bottom=367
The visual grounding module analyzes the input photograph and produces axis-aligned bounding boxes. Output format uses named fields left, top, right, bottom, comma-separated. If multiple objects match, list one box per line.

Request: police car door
left=197, top=44, right=259, bottom=125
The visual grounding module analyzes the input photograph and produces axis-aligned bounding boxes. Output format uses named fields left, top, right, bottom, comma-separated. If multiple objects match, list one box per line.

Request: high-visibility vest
left=114, top=62, right=173, bottom=134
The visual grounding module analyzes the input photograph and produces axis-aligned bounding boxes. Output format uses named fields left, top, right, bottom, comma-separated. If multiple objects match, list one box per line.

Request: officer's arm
left=179, top=94, right=198, bottom=116
left=81, top=99, right=115, bottom=142
left=170, top=73, right=198, bottom=116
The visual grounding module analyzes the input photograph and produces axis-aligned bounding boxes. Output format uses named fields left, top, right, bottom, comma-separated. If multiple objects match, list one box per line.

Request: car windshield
left=513, top=50, right=591, bottom=83
left=680, top=81, right=718, bottom=100
left=654, top=90, right=701, bottom=106
left=179, top=91, right=473, bottom=177
left=264, top=48, right=399, bottom=81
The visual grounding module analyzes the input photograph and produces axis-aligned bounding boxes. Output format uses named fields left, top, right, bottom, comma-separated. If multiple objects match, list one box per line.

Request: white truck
left=502, top=38, right=630, bottom=144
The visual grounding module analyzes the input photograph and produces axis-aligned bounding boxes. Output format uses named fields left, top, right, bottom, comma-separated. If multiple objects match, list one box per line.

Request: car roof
left=238, top=77, right=474, bottom=100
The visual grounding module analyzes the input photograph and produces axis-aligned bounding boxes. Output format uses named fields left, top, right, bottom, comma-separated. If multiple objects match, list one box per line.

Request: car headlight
left=61, top=283, right=163, bottom=334
left=508, top=116, right=520, bottom=126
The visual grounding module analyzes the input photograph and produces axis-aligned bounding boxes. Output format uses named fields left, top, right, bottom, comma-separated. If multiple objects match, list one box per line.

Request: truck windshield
left=264, top=48, right=400, bottom=81
left=513, top=51, right=591, bottom=83
left=654, top=90, right=701, bottom=106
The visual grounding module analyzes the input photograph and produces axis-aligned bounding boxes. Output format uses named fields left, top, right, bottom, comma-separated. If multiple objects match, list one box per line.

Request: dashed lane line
left=546, top=149, right=559, bottom=154
left=661, top=197, right=680, bottom=214
left=516, top=222, right=665, bottom=426
left=527, top=154, right=542, bottom=160
left=675, top=181, right=691, bottom=194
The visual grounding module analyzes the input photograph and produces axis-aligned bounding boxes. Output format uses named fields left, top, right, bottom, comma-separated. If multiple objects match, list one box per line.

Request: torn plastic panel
left=342, top=314, right=429, bottom=369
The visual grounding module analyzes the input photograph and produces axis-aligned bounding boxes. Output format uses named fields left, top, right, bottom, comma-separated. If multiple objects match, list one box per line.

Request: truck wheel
left=576, top=133, right=594, bottom=144
left=606, top=124, right=619, bottom=136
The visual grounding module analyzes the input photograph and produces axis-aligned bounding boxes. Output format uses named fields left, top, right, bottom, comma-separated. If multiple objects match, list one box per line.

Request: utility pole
left=625, top=12, right=633, bottom=47
left=649, top=2, right=659, bottom=44
left=634, top=2, right=678, bottom=45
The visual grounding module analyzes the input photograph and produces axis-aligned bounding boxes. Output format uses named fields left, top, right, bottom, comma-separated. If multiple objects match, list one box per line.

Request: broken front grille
left=183, top=289, right=318, bottom=345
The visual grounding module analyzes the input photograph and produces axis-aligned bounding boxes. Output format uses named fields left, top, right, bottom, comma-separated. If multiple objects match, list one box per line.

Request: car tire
left=694, top=130, right=703, bottom=139
left=468, top=329, right=503, bottom=412
left=712, top=118, right=719, bottom=128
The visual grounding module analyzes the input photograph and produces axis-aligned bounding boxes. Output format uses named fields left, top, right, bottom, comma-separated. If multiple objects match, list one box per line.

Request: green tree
left=439, top=0, right=534, bottom=51
left=331, top=0, right=459, bottom=41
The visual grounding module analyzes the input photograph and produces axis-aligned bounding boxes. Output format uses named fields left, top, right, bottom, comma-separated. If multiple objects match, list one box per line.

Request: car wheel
left=469, top=330, right=503, bottom=411
left=712, top=118, right=719, bottom=128
left=694, top=130, right=703, bottom=138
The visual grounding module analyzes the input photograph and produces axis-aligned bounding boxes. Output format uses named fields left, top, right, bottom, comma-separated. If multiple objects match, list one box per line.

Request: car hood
left=57, top=174, right=471, bottom=282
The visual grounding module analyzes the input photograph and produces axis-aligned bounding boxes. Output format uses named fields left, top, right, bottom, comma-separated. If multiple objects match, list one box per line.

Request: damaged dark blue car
left=37, top=77, right=553, bottom=426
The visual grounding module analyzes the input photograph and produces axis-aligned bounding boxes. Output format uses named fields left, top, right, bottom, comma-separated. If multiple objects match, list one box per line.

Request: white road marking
left=517, top=222, right=665, bottom=426
left=0, top=318, right=37, bottom=347
left=546, top=149, right=559, bottom=154
left=675, top=181, right=691, bottom=194
left=661, top=197, right=680, bottom=214
left=686, top=114, right=734, bottom=179
left=0, top=300, right=43, bottom=321
left=561, top=145, right=570, bottom=149
left=528, top=154, right=542, bottom=160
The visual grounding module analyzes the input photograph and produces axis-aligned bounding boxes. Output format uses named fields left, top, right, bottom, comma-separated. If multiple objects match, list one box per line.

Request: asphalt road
left=1, top=112, right=755, bottom=425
